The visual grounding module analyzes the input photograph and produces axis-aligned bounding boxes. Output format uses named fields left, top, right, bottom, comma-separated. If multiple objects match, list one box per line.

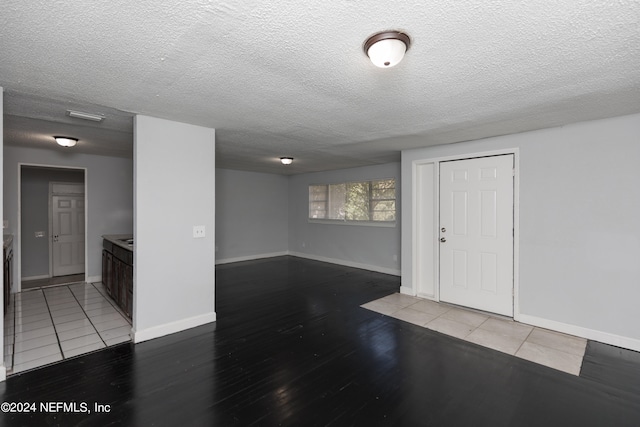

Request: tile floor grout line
left=477, top=317, right=491, bottom=330
left=514, top=326, right=536, bottom=355
left=461, top=318, right=475, bottom=340
left=68, top=283, right=109, bottom=347
left=87, top=282, right=133, bottom=338
left=89, top=282, right=131, bottom=323
left=40, top=288, right=65, bottom=359
left=10, top=293, right=63, bottom=374
left=76, top=282, right=131, bottom=343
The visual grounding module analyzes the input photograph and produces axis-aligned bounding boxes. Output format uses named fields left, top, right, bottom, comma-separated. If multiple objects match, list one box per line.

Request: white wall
left=402, top=113, right=640, bottom=348
left=133, top=115, right=215, bottom=343
left=288, top=162, right=401, bottom=275
left=3, top=146, right=133, bottom=285
left=215, top=168, right=288, bottom=263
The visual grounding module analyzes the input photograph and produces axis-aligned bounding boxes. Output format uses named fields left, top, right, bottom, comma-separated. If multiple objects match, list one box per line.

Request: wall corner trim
left=132, top=311, right=216, bottom=344
left=86, top=275, right=101, bottom=284
left=516, top=313, right=640, bottom=352
left=0, top=366, right=6, bottom=383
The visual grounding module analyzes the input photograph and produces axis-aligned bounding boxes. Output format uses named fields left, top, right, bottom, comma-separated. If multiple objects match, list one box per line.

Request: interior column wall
left=133, top=115, right=215, bottom=342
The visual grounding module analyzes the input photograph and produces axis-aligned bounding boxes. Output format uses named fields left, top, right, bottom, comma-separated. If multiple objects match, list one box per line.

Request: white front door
left=52, top=195, right=85, bottom=276
left=439, top=155, right=514, bottom=316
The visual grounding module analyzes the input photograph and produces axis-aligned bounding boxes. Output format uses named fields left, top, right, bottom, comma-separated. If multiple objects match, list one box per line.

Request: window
left=308, top=178, right=396, bottom=223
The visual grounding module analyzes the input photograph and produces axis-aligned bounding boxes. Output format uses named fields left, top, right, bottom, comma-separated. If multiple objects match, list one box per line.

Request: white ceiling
left=2, top=1, right=639, bottom=175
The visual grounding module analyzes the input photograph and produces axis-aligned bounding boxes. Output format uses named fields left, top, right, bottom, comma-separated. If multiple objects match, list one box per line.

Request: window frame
left=308, top=177, right=397, bottom=227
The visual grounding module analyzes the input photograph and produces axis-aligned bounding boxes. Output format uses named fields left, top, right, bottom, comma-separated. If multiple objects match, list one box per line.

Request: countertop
left=102, top=234, right=134, bottom=251
left=3, top=234, right=13, bottom=250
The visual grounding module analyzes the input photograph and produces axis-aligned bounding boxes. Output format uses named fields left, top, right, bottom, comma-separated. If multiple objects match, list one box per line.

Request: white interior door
left=439, top=155, right=514, bottom=316
left=52, top=195, right=85, bottom=276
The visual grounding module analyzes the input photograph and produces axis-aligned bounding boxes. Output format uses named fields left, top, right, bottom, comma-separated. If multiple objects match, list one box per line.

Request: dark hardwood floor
left=1, top=256, right=639, bottom=426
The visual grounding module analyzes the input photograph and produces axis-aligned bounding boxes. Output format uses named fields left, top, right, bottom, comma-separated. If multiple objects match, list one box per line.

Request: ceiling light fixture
left=54, top=136, right=78, bottom=147
left=363, top=30, right=411, bottom=68
left=66, top=110, right=105, bottom=122
left=280, top=157, right=293, bottom=165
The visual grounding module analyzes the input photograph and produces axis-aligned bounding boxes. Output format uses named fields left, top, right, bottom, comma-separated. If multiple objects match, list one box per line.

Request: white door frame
left=17, top=164, right=88, bottom=292
left=49, top=182, right=85, bottom=278
left=410, top=148, right=521, bottom=320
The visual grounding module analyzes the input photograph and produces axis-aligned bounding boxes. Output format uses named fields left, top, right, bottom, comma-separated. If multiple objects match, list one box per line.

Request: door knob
left=440, top=237, right=446, bottom=243
left=441, top=227, right=446, bottom=233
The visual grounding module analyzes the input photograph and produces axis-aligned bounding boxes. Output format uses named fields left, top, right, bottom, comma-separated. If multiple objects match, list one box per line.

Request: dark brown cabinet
left=102, top=239, right=133, bottom=320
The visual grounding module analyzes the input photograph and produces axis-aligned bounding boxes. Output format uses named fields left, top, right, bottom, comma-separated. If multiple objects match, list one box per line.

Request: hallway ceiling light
left=66, top=109, right=105, bottom=122
left=280, top=157, right=293, bottom=165
left=54, top=136, right=78, bottom=147
left=363, top=31, right=411, bottom=68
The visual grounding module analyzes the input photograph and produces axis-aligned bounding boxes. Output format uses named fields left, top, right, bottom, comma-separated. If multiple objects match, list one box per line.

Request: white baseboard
left=0, top=365, right=6, bottom=383
left=517, top=313, right=640, bottom=352
left=215, top=251, right=401, bottom=276
left=289, top=251, right=401, bottom=276
left=87, top=275, right=101, bottom=284
left=215, top=251, right=289, bottom=265
left=21, top=274, right=50, bottom=281
left=132, top=311, right=216, bottom=344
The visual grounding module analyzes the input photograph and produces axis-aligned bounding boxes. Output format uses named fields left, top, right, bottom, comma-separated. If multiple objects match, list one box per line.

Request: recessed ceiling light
left=280, top=157, right=293, bottom=165
left=364, top=31, right=411, bottom=68
left=66, top=110, right=105, bottom=122
left=53, top=136, right=78, bottom=147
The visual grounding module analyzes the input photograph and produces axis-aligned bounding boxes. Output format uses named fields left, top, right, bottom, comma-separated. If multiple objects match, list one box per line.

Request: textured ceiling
left=1, top=1, right=639, bottom=174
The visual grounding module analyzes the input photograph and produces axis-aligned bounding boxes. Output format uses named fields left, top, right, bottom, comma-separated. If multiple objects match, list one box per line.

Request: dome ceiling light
left=363, top=31, right=411, bottom=68
left=54, top=136, right=78, bottom=147
left=280, top=157, right=293, bottom=165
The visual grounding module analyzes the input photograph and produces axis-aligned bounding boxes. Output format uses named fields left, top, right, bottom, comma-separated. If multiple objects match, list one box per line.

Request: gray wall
left=20, top=167, right=84, bottom=278
left=288, top=162, right=401, bottom=275
left=3, top=146, right=133, bottom=286
left=401, top=113, right=640, bottom=344
left=215, top=168, right=288, bottom=262
left=134, top=115, right=215, bottom=342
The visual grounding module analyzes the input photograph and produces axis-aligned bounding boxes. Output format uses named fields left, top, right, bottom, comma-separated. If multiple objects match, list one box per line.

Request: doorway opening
left=19, top=165, right=87, bottom=291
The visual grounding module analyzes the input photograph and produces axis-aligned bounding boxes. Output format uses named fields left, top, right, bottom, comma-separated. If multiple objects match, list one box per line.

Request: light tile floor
left=362, top=293, right=587, bottom=375
left=4, top=282, right=132, bottom=375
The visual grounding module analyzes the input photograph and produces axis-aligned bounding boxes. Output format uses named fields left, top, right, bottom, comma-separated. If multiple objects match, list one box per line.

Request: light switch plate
left=193, top=225, right=206, bottom=238
left=35, top=231, right=45, bottom=238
